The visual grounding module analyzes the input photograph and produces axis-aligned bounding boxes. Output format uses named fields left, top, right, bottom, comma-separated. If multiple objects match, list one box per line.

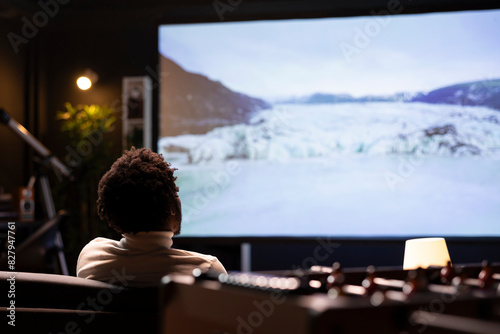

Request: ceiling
left=1, top=0, right=499, bottom=25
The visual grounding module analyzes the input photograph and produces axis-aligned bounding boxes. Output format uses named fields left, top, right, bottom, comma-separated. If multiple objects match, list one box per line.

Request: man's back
left=77, top=231, right=226, bottom=287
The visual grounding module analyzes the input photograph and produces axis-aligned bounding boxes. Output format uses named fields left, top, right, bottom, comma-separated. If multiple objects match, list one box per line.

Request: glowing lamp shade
left=403, top=237, right=451, bottom=270
left=76, top=76, right=92, bottom=90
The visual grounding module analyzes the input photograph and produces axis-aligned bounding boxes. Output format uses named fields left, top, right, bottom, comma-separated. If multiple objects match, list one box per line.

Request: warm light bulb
left=77, top=76, right=92, bottom=90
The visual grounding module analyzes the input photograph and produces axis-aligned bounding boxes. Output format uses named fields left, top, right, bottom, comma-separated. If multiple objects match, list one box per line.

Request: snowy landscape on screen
left=159, top=102, right=500, bottom=236
left=158, top=9, right=500, bottom=236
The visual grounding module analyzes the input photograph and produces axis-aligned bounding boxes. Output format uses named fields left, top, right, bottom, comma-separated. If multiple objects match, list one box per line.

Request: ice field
left=159, top=102, right=500, bottom=236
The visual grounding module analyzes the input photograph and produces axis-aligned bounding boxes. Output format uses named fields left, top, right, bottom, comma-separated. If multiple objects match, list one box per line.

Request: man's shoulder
left=79, top=237, right=122, bottom=256
left=84, top=237, right=120, bottom=248
left=169, top=247, right=217, bottom=260
left=168, top=247, right=227, bottom=275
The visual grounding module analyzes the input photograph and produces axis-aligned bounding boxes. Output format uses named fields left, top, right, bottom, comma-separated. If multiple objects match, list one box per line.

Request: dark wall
left=37, top=17, right=160, bottom=272
left=41, top=19, right=158, bottom=165
left=0, top=23, right=29, bottom=193
left=1, top=9, right=161, bottom=272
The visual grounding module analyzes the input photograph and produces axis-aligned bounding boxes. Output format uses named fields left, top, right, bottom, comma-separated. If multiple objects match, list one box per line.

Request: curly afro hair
left=97, top=147, right=181, bottom=234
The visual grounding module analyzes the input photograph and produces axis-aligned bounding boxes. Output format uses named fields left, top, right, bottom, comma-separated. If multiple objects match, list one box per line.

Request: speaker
left=18, top=187, right=35, bottom=222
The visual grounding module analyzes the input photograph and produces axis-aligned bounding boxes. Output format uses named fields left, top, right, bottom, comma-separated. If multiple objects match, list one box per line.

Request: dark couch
left=0, top=271, right=160, bottom=333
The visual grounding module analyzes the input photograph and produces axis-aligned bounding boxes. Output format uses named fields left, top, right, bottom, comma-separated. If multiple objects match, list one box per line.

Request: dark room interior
left=1, top=0, right=500, bottom=333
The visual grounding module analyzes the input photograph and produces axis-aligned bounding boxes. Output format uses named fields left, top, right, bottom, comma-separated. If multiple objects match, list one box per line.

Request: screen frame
left=154, top=0, right=500, bottom=244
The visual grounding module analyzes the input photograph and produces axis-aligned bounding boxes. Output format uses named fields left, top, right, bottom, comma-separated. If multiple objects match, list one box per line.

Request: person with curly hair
left=76, top=147, right=226, bottom=286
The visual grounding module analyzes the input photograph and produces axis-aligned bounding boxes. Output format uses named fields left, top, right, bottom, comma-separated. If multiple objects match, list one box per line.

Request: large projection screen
left=158, top=9, right=500, bottom=237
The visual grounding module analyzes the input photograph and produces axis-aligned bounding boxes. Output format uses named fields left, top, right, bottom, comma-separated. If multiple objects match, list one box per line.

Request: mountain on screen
left=160, top=56, right=271, bottom=136
left=411, top=79, right=500, bottom=110
left=284, top=92, right=412, bottom=104
left=283, top=79, right=500, bottom=110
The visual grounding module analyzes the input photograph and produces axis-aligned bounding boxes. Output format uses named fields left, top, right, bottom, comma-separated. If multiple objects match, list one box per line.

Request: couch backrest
left=0, top=271, right=159, bottom=313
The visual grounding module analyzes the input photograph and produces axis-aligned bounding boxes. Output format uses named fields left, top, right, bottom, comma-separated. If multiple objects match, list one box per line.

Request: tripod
left=1, top=108, right=71, bottom=275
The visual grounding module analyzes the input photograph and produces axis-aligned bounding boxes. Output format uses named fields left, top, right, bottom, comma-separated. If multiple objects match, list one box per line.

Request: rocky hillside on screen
left=160, top=56, right=271, bottom=136
left=410, top=79, right=500, bottom=110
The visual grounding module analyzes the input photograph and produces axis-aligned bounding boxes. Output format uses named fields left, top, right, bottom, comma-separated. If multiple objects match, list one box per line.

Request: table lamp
left=403, top=237, right=451, bottom=270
